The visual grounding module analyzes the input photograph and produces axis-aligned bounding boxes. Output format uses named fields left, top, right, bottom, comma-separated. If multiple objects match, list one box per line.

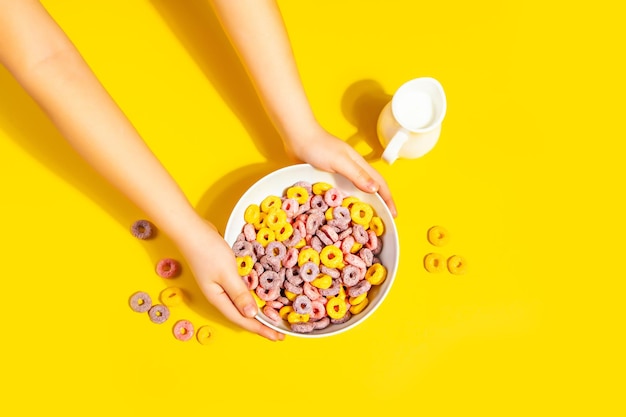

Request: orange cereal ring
left=326, top=296, right=348, bottom=320
left=365, top=263, right=387, bottom=285
left=319, top=245, right=344, bottom=269
left=350, top=202, right=374, bottom=226
left=236, top=255, right=254, bottom=276
left=260, top=195, right=282, bottom=213
left=256, top=227, right=276, bottom=247
left=447, top=255, right=468, bottom=275
left=427, top=225, right=450, bottom=247
left=244, top=204, right=261, bottom=224
left=423, top=253, right=446, bottom=273
left=286, top=186, right=309, bottom=205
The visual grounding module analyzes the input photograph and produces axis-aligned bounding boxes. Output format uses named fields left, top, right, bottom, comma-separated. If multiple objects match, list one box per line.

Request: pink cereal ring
left=266, top=300, right=284, bottom=310
left=303, top=282, right=321, bottom=300
left=341, top=235, right=355, bottom=254
left=262, top=305, right=282, bottom=324
left=345, top=253, right=367, bottom=270
left=320, top=225, right=339, bottom=242
left=290, top=322, right=315, bottom=333
left=243, top=223, right=257, bottom=241
left=313, top=316, right=330, bottom=330
left=310, top=300, right=326, bottom=321
left=156, top=258, right=181, bottom=278
left=255, top=285, right=281, bottom=301
left=172, top=319, right=194, bottom=341
left=365, top=230, right=378, bottom=250
left=282, top=247, right=299, bottom=268
left=242, top=269, right=259, bottom=290
left=324, top=188, right=343, bottom=207
left=293, top=295, right=313, bottom=315
left=281, top=198, right=299, bottom=218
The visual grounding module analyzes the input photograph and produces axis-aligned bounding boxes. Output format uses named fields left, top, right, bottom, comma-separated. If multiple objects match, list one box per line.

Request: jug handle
left=382, top=129, right=409, bottom=164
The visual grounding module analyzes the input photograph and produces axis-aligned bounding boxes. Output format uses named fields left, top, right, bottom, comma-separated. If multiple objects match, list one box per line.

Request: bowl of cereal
left=224, top=164, right=399, bottom=338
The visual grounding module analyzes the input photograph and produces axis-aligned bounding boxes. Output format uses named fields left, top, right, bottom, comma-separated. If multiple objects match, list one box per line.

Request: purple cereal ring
left=303, top=281, right=321, bottom=300
left=342, top=265, right=361, bottom=287
left=359, top=247, right=374, bottom=267
left=156, top=258, right=181, bottom=278
left=324, top=188, right=343, bottom=207
left=262, top=305, right=282, bottom=324
left=130, top=220, right=155, bottom=240
left=255, top=285, right=280, bottom=301
left=352, top=225, right=369, bottom=244
left=286, top=267, right=303, bottom=286
left=260, top=255, right=281, bottom=272
left=319, top=278, right=341, bottom=297
left=306, top=212, right=325, bottom=235
left=281, top=198, right=299, bottom=218
left=172, top=319, right=194, bottom=341
left=236, top=232, right=245, bottom=242
left=259, top=270, right=282, bottom=290
left=243, top=223, right=257, bottom=242
left=372, top=237, right=383, bottom=255
left=345, top=253, right=367, bottom=270
left=320, top=265, right=341, bottom=279
left=253, top=261, right=265, bottom=276
left=293, top=295, right=313, bottom=315
left=252, top=241, right=265, bottom=258
left=333, top=206, right=351, bottom=223
left=283, top=280, right=303, bottom=295
left=266, top=241, right=287, bottom=261
left=129, top=291, right=152, bottom=313
left=347, top=280, right=371, bottom=298
left=313, top=316, right=331, bottom=330
left=242, top=269, right=259, bottom=290
left=315, top=229, right=333, bottom=246
left=148, top=304, right=170, bottom=324
left=290, top=322, right=316, bottom=333
left=328, top=218, right=350, bottom=231
left=300, top=261, right=320, bottom=283
left=341, top=235, right=355, bottom=254
left=310, top=300, right=326, bottom=321
left=330, top=310, right=352, bottom=324
left=232, top=240, right=254, bottom=257
left=310, top=195, right=328, bottom=211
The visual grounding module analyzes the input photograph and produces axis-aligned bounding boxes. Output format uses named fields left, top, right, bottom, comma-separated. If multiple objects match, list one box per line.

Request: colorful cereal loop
left=423, top=253, right=446, bottom=273
left=260, top=195, right=282, bottom=213
left=319, top=245, right=344, bottom=269
left=311, top=274, right=332, bottom=289
left=298, top=247, right=320, bottom=266
left=326, top=296, right=348, bottom=320
left=286, top=186, right=309, bottom=205
left=159, top=287, right=184, bottom=307
left=287, top=311, right=310, bottom=324
left=244, top=204, right=261, bottom=224
left=236, top=255, right=254, bottom=276
left=341, top=196, right=360, bottom=210
left=427, top=225, right=450, bottom=247
left=275, top=222, right=294, bottom=242
left=265, top=208, right=287, bottom=230
left=256, top=227, right=276, bottom=248
left=312, top=182, right=332, bottom=195
left=279, top=305, right=294, bottom=320
left=253, top=212, right=267, bottom=230
left=365, top=263, right=387, bottom=285
left=349, top=297, right=369, bottom=315
left=350, top=202, right=374, bottom=226
left=196, top=325, right=213, bottom=345
left=349, top=293, right=367, bottom=306
left=369, top=216, right=384, bottom=237
left=447, top=255, right=468, bottom=275
left=251, top=290, right=266, bottom=309
left=172, top=320, right=194, bottom=342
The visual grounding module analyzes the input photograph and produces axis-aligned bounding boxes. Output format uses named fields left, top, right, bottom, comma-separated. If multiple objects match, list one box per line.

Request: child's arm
left=0, top=0, right=283, bottom=341
left=210, top=0, right=397, bottom=217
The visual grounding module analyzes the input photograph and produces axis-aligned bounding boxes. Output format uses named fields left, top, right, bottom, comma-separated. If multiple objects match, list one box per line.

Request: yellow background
left=1, top=1, right=624, bottom=415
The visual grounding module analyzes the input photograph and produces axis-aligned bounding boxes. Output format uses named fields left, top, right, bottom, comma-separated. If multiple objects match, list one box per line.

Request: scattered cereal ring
left=284, top=290, right=298, bottom=301
left=259, top=270, right=282, bottom=290
left=310, top=195, right=328, bottom=211
left=196, top=325, right=213, bottom=345
left=130, top=220, right=155, bottom=240
left=326, top=296, right=348, bottom=320
left=243, top=223, right=257, bottom=241
left=172, top=319, right=194, bottom=341
left=365, top=263, right=387, bottom=285
left=148, top=304, right=170, bottom=324
left=320, top=245, right=344, bottom=269
left=341, top=265, right=361, bottom=287
left=236, top=255, right=254, bottom=276
left=447, top=255, right=468, bottom=275
left=427, top=226, right=450, bottom=247
left=256, top=285, right=281, bottom=301
left=349, top=297, right=369, bottom=315
left=260, top=195, right=282, bottom=213
left=129, top=291, right=152, bottom=313
left=159, top=287, right=184, bottom=307
left=156, top=258, right=181, bottom=278
left=253, top=212, right=267, bottom=230
left=242, top=270, right=259, bottom=290
left=244, top=204, right=261, bottom=224
left=312, top=182, right=332, bottom=195
left=286, top=186, right=309, bottom=205
left=232, top=240, right=254, bottom=257
left=309, top=300, right=326, bottom=321
left=423, top=253, right=446, bottom=273
left=350, top=202, right=374, bottom=226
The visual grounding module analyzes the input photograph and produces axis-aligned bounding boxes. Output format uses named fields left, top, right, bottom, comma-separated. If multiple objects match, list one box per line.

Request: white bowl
left=224, top=164, right=399, bottom=338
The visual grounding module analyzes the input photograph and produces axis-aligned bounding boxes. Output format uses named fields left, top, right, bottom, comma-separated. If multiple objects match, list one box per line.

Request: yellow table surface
left=1, top=1, right=624, bottom=415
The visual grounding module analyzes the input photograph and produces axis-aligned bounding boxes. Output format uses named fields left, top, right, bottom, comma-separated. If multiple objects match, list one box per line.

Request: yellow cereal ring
left=326, top=296, right=347, bottom=320
left=284, top=290, right=298, bottom=301
left=350, top=242, right=363, bottom=253
left=244, top=204, right=261, bottom=224
left=298, top=247, right=320, bottom=266
left=447, top=255, right=468, bottom=275
left=319, top=245, right=344, bottom=269
left=423, top=253, right=446, bottom=273
left=236, top=255, right=254, bottom=276
left=279, top=305, right=294, bottom=320
left=349, top=297, right=369, bottom=315
left=341, top=196, right=360, bottom=210
left=294, top=238, right=306, bottom=249
left=286, top=186, right=309, bottom=205
left=253, top=212, right=267, bottom=230
left=287, top=311, right=310, bottom=324
left=311, top=274, right=332, bottom=289
left=369, top=216, right=385, bottom=237
left=350, top=202, right=374, bottom=226
left=196, top=325, right=213, bottom=345
left=275, top=222, right=294, bottom=242
left=427, top=225, right=450, bottom=247
left=265, top=208, right=287, bottom=230
left=325, top=207, right=334, bottom=220
left=251, top=291, right=265, bottom=308
left=256, top=227, right=276, bottom=247
left=349, top=293, right=367, bottom=306
left=365, top=263, right=387, bottom=285
left=260, top=195, right=282, bottom=213
left=312, top=182, right=332, bottom=195
left=160, top=287, right=184, bottom=307
left=337, top=285, right=347, bottom=300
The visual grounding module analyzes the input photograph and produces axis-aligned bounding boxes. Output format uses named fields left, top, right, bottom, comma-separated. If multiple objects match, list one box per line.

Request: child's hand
left=173, top=218, right=285, bottom=342
left=284, top=125, right=398, bottom=218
